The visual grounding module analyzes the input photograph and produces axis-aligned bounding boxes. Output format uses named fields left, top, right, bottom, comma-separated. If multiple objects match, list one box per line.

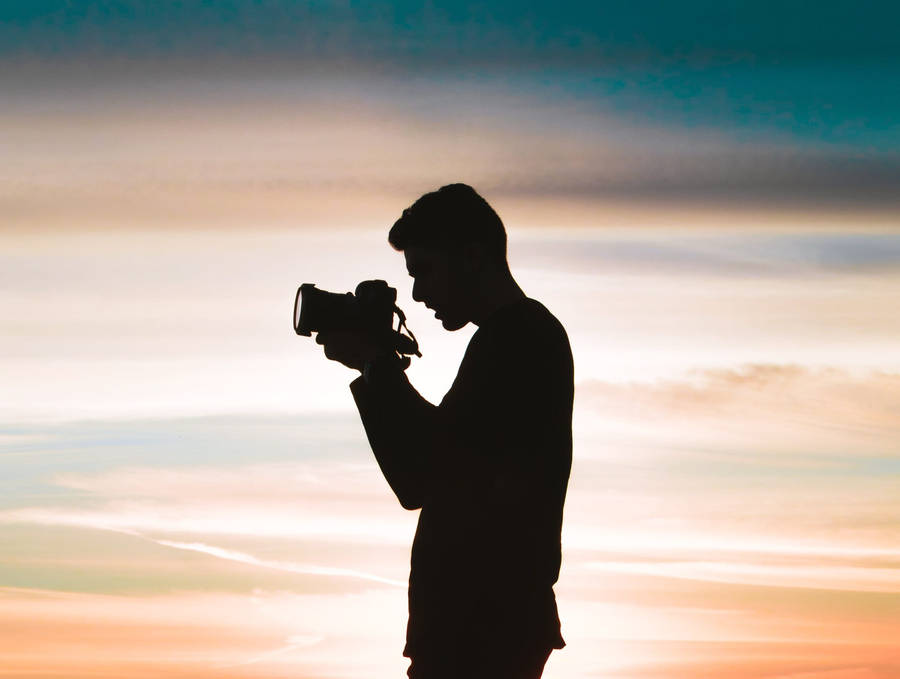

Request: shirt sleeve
left=350, top=362, right=439, bottom=510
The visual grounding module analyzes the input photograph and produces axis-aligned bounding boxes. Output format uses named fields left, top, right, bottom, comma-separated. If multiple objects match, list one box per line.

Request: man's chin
left=441, top=317, right=469, bottom=331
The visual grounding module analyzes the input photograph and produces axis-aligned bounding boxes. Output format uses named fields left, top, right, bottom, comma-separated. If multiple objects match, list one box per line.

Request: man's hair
left=389, top=183, right=507, bottom=266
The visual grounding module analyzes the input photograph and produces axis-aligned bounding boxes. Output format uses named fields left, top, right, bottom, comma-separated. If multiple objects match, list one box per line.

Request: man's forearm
left=350, top=364, right=437, bottom=510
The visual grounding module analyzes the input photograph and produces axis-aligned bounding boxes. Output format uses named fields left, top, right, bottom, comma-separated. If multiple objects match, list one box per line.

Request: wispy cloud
left=577, top=364, right=900, bottom=459
left=0, top=461, right=417, bottom=544
left=543, top=364, right=900, bottom=597
left=585, top=554, right=900, bottom=593
left=516, top=232, right=900, bottom=277
left=153, top=539, right=405, bottom=587
left=214, top=634, right=323, bottom=669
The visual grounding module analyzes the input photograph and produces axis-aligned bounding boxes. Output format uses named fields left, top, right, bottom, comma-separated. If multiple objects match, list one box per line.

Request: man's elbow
left=398, top=493, right=423, bottom=511
left=384, top=472, right=426, bottom=510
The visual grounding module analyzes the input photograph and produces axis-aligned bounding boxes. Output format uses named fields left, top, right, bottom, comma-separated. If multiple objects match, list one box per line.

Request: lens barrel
left=293, top=284, right=314, bottom=335
left=294, top=284, right=360, bottom=335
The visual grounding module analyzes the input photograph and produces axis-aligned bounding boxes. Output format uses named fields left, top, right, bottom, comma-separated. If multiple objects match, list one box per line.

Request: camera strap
left=393, top=305, right=422, bottom=357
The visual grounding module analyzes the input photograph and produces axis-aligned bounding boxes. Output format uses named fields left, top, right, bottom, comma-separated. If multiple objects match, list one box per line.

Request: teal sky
left=3, top=1, right=899, bottom=209
left=5, top=1, right=899, bottom=62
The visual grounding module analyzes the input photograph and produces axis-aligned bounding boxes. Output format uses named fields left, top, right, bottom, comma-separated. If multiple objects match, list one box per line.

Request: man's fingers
left=316, top=330, right=357, bottom=345
left=313, top=330, right=380, bottom=373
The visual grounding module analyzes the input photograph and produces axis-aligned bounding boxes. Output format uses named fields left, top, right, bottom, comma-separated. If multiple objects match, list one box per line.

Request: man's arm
left=350, top=360, right=437, bottom=510
left=316, top=330, right=437, bottom=510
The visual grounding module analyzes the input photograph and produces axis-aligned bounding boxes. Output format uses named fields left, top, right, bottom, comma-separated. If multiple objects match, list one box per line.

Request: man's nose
left=412, top=280, right=424, bottom=303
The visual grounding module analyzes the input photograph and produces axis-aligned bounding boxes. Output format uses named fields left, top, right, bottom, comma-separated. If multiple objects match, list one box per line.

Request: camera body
left=294, top=280, right=420, bottom=358
left=294, top=280, right=394, bottom=337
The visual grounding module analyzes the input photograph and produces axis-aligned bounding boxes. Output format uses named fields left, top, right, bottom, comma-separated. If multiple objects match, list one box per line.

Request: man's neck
left=470, top=270, right=526, bottom=327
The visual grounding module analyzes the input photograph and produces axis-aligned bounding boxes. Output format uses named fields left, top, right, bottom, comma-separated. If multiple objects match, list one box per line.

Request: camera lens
left=293, top=286, right=307, bottom=335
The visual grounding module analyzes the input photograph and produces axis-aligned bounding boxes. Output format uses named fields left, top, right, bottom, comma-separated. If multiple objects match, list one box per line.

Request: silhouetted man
left=316, top=184, right=573, bottom=679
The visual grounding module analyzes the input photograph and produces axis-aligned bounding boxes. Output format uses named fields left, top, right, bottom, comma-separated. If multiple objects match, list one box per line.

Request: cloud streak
left=0, top=461, right=417, bottom=544
left=588, top=560, right=900, bottom=593
left=515, top=232, right=900, bottom=278
left=3, top=68, right=899, bottom=239
left=154, top=539, right=404, bottom=587
left=577, top=364, right=900, bottom=459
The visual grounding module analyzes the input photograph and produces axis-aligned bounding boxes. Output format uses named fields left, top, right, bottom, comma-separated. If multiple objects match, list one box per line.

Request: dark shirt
left=350, top=297, right=573, bottom=657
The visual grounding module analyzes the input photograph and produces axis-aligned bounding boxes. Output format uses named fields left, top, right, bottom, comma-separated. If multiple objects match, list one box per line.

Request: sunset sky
left=2, top=2, right=899, bottom=678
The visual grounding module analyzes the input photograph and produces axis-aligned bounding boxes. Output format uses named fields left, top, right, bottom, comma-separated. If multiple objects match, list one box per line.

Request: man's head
left=389, top=184, right=509, bottom=330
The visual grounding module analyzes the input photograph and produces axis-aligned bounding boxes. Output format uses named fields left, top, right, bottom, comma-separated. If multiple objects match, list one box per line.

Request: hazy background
left=2, top=2, right=899, bottom=677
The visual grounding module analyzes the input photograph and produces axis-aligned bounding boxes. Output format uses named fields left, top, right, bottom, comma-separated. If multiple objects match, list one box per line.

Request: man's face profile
left=404, top=245, right=471, bottom=331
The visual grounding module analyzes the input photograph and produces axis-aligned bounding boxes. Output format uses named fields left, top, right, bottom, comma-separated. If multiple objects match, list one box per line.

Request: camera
left=293, top=280, right=421, bottom=360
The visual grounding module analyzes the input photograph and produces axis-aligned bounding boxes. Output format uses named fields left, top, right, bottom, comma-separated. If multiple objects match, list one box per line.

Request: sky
left=2, top=2, right=899, bottom=678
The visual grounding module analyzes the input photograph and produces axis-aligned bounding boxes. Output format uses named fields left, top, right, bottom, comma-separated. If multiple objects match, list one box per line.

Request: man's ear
left=460, top=242, right=488, bottom=276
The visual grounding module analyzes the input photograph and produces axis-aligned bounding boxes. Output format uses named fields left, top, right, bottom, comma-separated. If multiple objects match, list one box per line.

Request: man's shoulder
left=475, top=297, right=572, bottom=366
left=486, top=297, right=568, bottom=341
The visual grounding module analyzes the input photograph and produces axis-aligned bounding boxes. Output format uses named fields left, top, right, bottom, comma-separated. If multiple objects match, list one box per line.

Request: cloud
left=3, top=66, right=899, bottom=239
left=559, top=364, right=900, bottom=565
left=215, top=633, right=324, bottom=669
left=582, top=538, right=900, bottom=593
left=514, top=232, right=900, bottom=278
left=588, top=559, right=900, bottom=593
left=597, top=653, right=900, bottom=679
left=576, top=364, right=900, bottom=459
left=152, top=539, right=405, bottom=587
left=0, top=461, right=417, bottom=544
left=488, top=147, right=900, bottom=211
left=0, top=586, right=409, bottom=678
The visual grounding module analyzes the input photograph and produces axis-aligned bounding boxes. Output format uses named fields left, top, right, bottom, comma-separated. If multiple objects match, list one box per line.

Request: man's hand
left=315, top=331, right=380, bottom=372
